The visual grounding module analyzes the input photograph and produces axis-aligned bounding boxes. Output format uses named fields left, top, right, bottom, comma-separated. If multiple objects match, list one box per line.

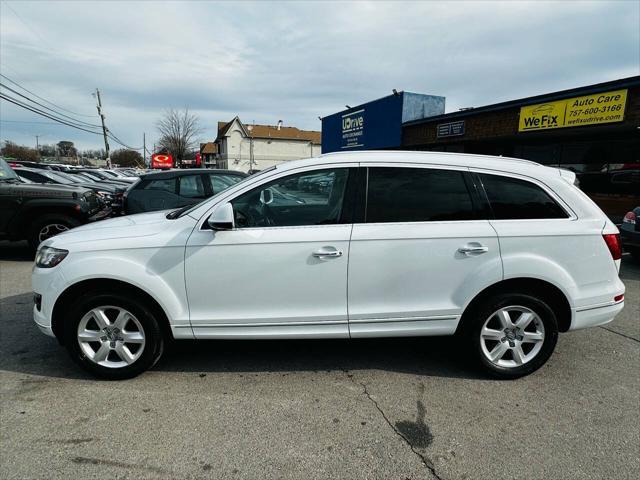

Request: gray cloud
left=1, top=0, right=638, bottom=150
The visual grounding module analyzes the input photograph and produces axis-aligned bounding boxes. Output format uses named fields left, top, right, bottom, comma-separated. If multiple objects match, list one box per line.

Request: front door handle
left=458, top=244, right=489, bottom=255
left=313, top=247, right=343, bottom=258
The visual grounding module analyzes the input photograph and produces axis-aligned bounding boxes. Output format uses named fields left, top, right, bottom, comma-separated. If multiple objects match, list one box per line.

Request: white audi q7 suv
left=32, top=151, right=625, bottom=379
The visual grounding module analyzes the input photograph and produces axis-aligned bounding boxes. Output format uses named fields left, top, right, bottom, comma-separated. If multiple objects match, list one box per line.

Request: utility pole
left=94, top=88, right=110, bottom=168
left=143, top=133, right=146, bottom=167
left=35, top=135, right=40, bottom=160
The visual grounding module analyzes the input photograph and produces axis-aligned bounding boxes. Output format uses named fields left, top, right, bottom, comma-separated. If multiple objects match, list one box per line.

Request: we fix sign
left=151, top=154, right=173, bottom=169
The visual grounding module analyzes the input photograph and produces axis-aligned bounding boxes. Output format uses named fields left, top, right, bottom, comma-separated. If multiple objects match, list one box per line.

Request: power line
left=0, top=119, right=63, bottom=125
left=0, top=93, right=104, bottom=135
left=0, top=73, right=96, bottom=118
left=1, top=1, right=48, bottom=46
left=0, top=81, right=103, bottom=128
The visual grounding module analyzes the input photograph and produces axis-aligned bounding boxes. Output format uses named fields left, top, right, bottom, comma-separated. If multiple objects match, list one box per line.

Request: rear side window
left=479, top=174, right=568, bottom=219
left=209, top=174, right=244, bottom=194
left=143, top=178, right=177, bottom=193
left=178, top=175, right=205, bottom=198
left=366, top=167, right=476, bottom=223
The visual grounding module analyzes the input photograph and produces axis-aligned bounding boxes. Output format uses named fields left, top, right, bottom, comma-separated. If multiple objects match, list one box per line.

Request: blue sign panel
left=437, top=120, right=465, bottom=138
left=322, top=92, right=446, bottom=153
left=322, top=94, right=404, bottom=153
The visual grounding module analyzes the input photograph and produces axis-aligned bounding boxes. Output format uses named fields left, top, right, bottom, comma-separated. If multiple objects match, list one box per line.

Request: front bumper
left=34, top=305, right=55, bottom=337
left=88, top=207, right=112, bottom=222
left=32, top=263, right=68, bottom=339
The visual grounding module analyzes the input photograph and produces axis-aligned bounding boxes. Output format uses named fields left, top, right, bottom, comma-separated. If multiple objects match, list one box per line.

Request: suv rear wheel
left=463, top=293, right=559, bottom=379
left=29, top=214, right=80, bottom=251
left=64, top=291, right=164, bottom=380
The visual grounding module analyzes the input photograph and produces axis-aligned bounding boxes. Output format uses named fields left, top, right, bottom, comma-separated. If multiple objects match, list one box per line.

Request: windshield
left=168, top=166, right=276, bottom=219
left=53, top=171, right=82, bottom=183
left=0, top=159, right=20, bottom=181
left=44, top=171, right=75, bottom=184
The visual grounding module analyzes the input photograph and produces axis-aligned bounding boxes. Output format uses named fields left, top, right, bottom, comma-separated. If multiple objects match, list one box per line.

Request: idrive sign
left=342, top=109, right=365, bottom=149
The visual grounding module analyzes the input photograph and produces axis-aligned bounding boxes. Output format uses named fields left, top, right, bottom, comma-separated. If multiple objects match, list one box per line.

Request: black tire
left=63, top=291, right=164, bottom=380
left=28, top=214, right=81, bottom=251
left=462, top=293, right=559, bottom=380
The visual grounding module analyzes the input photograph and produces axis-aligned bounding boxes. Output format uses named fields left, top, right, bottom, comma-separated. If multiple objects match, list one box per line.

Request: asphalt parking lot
left=0, top=241, right=638, bottom=480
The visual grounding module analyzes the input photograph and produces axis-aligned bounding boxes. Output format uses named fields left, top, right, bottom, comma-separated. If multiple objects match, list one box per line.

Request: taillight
left=602, top=233, right=622, bottom=261
left=622, top=211, right=636, bottom=224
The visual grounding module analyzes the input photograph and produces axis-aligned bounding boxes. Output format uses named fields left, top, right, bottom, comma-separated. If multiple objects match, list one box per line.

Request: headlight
left=35, top=246, right=69, bottom=268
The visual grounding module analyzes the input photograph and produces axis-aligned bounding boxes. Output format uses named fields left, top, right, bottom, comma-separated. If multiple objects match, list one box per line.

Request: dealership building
left=322, top=76, right=640, bottom=221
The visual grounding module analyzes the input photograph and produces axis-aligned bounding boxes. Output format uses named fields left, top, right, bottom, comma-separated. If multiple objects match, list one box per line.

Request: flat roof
left=403, top=76, right=640, bottom=127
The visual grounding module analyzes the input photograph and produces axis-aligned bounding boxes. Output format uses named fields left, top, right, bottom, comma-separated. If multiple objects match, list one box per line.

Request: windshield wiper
left=166, top=204, right=195, bottom=219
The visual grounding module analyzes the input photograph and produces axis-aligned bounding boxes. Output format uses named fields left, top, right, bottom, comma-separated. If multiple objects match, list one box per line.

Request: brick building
left=401, top=76, right=640, bottom=222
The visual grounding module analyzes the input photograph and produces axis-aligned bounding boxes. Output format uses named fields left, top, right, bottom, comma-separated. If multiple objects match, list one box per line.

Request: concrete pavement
left=1, top=241, right=638, bottom=479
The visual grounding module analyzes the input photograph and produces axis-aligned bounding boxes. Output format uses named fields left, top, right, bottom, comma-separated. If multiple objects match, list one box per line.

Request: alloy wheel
left=77, top=306, right=146, bottom=368
left=38, top=223, right=69, bottom=243
left=479, top=305, right=545, bottom=368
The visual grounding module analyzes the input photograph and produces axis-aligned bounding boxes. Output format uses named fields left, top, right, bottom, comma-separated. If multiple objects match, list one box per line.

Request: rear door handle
left=458, top=244, right=489, bottom=255
left=313, top=247, right=343, bottom=258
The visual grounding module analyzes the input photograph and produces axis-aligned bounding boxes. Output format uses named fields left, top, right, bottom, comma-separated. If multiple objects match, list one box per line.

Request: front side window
left=366, top=167, right=476, bottom=223
left=178, top=175, right=205, bottom=198
left=479, top=173, right=568, bottom=219
left=231, top=168, right=350, bottom=228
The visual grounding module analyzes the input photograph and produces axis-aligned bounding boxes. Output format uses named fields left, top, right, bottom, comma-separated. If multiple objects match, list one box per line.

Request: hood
left=52, top=210, right=177, bottom=246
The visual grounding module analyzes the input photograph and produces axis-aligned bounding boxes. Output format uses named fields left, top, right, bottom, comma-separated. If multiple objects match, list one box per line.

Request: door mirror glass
left=207, top=202, right=235, bottom=230
left=259, top=188, right=274, bottom=205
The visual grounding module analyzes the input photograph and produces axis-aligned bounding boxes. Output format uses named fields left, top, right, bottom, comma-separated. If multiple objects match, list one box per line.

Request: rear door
left=347, top=164, right=502, bottom=337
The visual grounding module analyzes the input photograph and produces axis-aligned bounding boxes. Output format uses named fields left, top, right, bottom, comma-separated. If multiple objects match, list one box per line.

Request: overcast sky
left=1, top=0, right=638, bottom=151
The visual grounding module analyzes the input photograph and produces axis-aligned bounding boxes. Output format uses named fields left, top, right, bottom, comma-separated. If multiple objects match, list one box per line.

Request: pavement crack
left=599, top=326, right=639, bottom=344
left=345, top=371, right=442, bottom=480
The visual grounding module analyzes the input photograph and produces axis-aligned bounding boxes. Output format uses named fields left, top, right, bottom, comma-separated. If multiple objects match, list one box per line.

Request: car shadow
left=0, top=241, right=33, bottom=261
left=0, top=292, right=486, bottom=381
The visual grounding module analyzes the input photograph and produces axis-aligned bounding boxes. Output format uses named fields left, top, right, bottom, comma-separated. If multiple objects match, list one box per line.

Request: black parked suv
left=0, top=159, right=110, bottom=251
left=124, top=168, right=246, bottom=214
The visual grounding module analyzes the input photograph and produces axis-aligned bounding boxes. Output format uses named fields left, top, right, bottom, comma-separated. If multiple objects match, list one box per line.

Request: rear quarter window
left=479, top=173, right=568, bottom=220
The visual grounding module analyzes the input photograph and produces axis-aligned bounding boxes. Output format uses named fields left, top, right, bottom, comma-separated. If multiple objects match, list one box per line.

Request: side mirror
left=207, top=202, right=235, bottom=230
left=260, top=188, right=274, bottom=205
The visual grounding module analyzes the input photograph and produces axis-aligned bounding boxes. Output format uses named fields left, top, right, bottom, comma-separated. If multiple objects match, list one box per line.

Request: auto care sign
left=518, top=89, right=628, bottom=132
left=151, top=154, right=173, bottom=169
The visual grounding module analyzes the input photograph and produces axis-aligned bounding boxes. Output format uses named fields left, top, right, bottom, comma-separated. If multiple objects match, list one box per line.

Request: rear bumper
left=570, top=300, right=625, bottom=331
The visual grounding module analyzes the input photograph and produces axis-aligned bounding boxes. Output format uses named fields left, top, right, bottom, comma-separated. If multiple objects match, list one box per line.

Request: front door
left=347, top=164, right=502, bottom=337
left=184, top=165, right=356, bottom=338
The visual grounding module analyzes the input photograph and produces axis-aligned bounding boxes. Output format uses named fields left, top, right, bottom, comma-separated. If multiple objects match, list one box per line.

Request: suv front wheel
left=29, top=214, right=80, bottom=251
left=64, top=291, right=164, bottom=380
left=464, top=293, right=559, bottom=379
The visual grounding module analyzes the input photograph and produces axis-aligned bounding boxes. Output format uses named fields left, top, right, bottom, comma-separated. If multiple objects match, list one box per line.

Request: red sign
left=151, top=154, right=173, bottom=169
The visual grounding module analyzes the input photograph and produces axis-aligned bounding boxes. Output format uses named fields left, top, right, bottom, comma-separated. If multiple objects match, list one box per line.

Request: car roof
left=274, top=150, right=557, bottom=179
left=139, top=169, right=247, bottom=180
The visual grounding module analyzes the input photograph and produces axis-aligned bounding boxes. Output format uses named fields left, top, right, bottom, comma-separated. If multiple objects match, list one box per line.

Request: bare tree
left=156, top=108, right=203, bottom=164
left=1, top=141, right=39, bottom=162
